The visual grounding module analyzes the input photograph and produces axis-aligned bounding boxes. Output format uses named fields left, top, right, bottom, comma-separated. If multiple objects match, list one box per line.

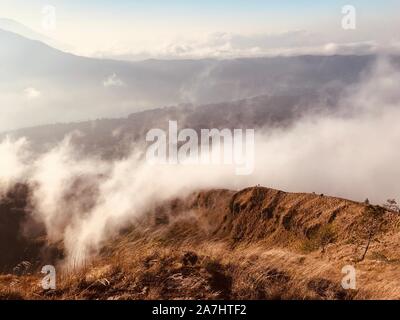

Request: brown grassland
left=1, top=186, right=400, bottom=300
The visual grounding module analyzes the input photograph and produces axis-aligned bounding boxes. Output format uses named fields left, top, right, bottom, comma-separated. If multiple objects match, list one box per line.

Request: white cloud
left=2, top=58, right=400, bottom=267
left=103, top=73, right=125, bottom=87
left=92, top=31, right=400, bottom=61
left=24, top=87, right=41, bottom=99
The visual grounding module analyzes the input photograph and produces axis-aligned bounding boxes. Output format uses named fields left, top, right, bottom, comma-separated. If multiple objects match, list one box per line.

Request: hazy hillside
left=0, top=28, right=380, bottom=130
left=3, top=90, right=338, bottom=157
left=2, top=0, right=400, bottom=304
left=0, top=18, right=63, bottom=50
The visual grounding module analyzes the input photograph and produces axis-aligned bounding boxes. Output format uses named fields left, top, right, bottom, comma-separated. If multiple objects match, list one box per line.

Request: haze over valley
left=1, top=1, right=400, bottom=301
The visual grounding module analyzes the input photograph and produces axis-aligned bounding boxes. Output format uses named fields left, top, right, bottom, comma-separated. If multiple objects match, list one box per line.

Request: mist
left=1, top=57, right=400, bottom=266
left=2, top=27, right=383, bottom=131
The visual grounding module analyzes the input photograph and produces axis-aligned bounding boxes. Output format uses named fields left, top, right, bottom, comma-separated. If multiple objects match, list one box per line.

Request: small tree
left=383, top=199, right=400, bottom=213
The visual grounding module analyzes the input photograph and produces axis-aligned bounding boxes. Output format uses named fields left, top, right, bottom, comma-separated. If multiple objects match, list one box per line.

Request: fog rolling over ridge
left=0, top=27, right=380, bottom=131
left=3, top=1, right=400, bottom=301
left=1, top=20, right=400, bottom=266
left=1, top=54, right=400, bottom=265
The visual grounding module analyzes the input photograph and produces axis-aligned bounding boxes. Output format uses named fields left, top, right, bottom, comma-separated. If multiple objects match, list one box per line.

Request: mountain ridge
left=1, top=184, right=399, bottom=299
left=0, top=26, right=382, bottom=130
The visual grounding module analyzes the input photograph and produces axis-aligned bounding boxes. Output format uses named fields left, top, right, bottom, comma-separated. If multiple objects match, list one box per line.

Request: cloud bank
left=1, top=58, right=400, bottom=267
left=92, top=31, right=400, bottom=61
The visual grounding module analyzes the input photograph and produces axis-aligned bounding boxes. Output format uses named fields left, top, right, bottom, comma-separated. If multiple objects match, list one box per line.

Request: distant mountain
left=0, top=28, right=385, bottom=130
left=0, top=18, right=65, bottom=50
left=4, top=90, right=339, bottom=157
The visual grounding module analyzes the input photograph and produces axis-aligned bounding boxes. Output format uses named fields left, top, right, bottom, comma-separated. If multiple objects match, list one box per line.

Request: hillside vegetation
left=1, top=186, right=400, bottom=299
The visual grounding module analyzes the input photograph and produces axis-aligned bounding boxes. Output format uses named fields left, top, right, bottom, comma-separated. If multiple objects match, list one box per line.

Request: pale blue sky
left=0, top=0, right=399, bottom=58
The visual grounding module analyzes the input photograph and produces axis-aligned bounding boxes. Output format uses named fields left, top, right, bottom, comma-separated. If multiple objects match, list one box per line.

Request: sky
left=0, top=0, right=399, bottom=59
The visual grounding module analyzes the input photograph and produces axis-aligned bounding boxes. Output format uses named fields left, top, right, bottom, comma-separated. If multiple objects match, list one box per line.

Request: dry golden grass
left=2, top=186, right=400, bottom=300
